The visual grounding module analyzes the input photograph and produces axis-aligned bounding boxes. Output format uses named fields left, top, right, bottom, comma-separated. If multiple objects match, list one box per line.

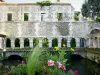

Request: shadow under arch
left=7, top=55, right=23, bottom=60
left=70, top=54, right=83, bottom=62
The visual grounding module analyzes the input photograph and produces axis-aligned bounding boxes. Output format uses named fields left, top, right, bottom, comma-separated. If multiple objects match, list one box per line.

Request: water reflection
left=70, top=55, right=100, bottom=75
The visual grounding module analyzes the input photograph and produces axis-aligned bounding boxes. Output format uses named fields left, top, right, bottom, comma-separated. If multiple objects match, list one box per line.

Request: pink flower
left=57, top=62, right=66, bottom=70
left=68, top=69, right=73, bottom=72
left=47, top=60, right=55, bottom=66
left=74, top=70, right=78, bottom=73
left=10, top=68, right=13, bottom=71
left=74, top=70, right=79, bottom=75
left=22, top=60, right=25, bottom=64
left=61, top=66, right=66, bottom=70
left=57, top=62, right=62, bottom=68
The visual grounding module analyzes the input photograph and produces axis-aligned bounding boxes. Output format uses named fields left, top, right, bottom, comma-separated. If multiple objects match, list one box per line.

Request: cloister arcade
left=4, top=37, right=86, bottom=49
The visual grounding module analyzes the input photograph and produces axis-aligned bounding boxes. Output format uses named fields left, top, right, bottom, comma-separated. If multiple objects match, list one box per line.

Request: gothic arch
left=61, top=38, right=67, bottom=47
left=52, top=38, right=58, bottom=47
left=42, top=38, right=48, bottom=47
left=6, top=38, right=11, bottom=48
left=70, top=38, right=76, bottom=48
left=80, top=38, right=85, bottom=47
left=15, top=38, right=20, bottom=47
left=89, top=27, right=100, bottom=34
left=33, top=38, right=39, bottom=47
left=24, top=38, right=29, bottom=47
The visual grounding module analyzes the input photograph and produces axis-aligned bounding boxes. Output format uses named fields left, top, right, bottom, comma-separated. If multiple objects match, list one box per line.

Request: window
left=7, top=13, right=12, bottom=21
left=41, top=13, right=45, bottom=21
left=24, top=13, right=29, bottom=21
left=57, top=13, right=63, bottom=21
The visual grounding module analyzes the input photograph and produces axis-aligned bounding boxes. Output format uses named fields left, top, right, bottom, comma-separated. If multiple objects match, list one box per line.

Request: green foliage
left=81, top=1, right=89, bottom=17
left=27, top=47, right=43, bottom=75
left=24, top=13, right=28, bottom=21
left=74, top=12, right=80, bottom=21
left=57, top=0, right=60, bottom=2
left=81, top=0, right=100, bottom=19
left=52, top=38, right=58, bottom=47
left=37, top=0, right=52, bottom=7
left=9, top=65, right=27, bottom=75
left=95, top=17, right=100, bottom=22
left=42, top=38, right=48, bottom=47
left=33, top=38, right=39, bottom=47
left=57, top=13, right=63, bottom=21
left=27, top=47, right=68, bottom=75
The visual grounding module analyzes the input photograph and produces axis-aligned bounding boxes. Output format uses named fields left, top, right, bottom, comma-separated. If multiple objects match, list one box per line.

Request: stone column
left=67, top=37, right=71, bottom=47
left=29, top=38, right=33, bottom=48
left=4, top=38, right=6, bottom=49
left=76, top=37, right=80, bottom=48
left=93, top=38, right=96, bottom=48
left=11, top=38, right=15, bottom=48
left=58, top=38, right=61, bottom=47
left=98, top=37, right=100, bottom=48
left=20, top=38, right=24, bottom=48
left=48, top=38, right=52, bottom=48
left=39, top=38, right=42, bottom=48
left=88, top=38, right=91, bottom=48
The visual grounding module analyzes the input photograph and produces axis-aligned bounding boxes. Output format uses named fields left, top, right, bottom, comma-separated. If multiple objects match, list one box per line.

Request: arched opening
left=33, top=38, right=39, bottom=47
left=3, top=55, right=24, bottom=66
left=24, top=38, right=29, bottom=47
left=70, top=54, right=83, bottom=62
left=52, top=38, right=58, bottom=47
left=80, top=38, right=85, bottom=47
left=61, top=38, right=67, bottom=47
left=42, top=38, right=48, bottom=47
left=6, top=38, right=11, bottom=48
left=89, top=29, right=100, bottom=48
left=70, top=38, right=76, bottom=48
left=8, top=55, right=23, bottom=60
left=15, top=38, right=20, bottom=47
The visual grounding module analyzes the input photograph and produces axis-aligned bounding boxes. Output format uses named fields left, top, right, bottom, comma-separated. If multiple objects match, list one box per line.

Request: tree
left=57, top=0, right=60, bottom=2
left=81, top=1, right=89, bottom=17
left=81, top=0, right=100, bottom=19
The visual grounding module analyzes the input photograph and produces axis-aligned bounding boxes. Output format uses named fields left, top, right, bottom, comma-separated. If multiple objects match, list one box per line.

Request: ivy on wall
left=57, top=13, right=63, bottom=21
left=37, top=0, right=52, bottom=7
left=74, top=12, right=80, bottom=21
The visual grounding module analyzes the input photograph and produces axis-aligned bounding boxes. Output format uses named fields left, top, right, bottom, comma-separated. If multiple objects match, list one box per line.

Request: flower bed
left=0, top=47, right=79, bottom=75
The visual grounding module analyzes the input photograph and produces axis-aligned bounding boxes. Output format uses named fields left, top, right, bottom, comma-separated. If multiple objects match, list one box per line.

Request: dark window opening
left=57, top=13, right=63, bottom=21
left=24, top=13, right=29, bottom=21
left=7, top=13, right=12, bottom=21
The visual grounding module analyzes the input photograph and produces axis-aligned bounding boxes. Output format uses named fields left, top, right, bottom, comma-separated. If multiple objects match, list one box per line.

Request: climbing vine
left=37, top=0, right=52, bottom=7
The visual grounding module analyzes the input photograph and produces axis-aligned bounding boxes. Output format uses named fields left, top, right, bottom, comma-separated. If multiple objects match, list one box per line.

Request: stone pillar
left=39, top=38, right=42, bottom=48
left=29, top=38, right=33, bottom=48
left=76, top=37, right=80, bottom=48
left=20, top=38, right=24, bottom=48
left=97, top=37, right=99, bottom=48
left=88, top=38, right=91, bottom=48
left=93, top=38, right=96, bottom=48
left=48, top=38, right=52, bottom=48
left=11, top=38, right=15, bottom=48
left=4, top=38, right=6, bottom=49
left=67, top=37, right=71, bottom=47
left=98, top=38, right=100, bottom=48
left=58, top=38, right=61, bottom=47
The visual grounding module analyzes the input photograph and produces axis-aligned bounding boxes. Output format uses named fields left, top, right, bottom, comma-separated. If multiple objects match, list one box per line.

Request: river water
left=70, top=57, right=100, bottom=75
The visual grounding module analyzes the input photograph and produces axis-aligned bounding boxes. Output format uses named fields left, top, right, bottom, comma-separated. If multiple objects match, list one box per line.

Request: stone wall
left=0, top=3, right=74, bottom=22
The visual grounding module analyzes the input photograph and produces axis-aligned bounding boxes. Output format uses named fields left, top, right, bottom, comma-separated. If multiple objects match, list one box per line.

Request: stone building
left=0, top=2, right=100, bottom=49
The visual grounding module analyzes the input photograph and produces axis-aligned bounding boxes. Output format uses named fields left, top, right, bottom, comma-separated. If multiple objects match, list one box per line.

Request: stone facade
left=0, top=2, right=100, bottom=49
